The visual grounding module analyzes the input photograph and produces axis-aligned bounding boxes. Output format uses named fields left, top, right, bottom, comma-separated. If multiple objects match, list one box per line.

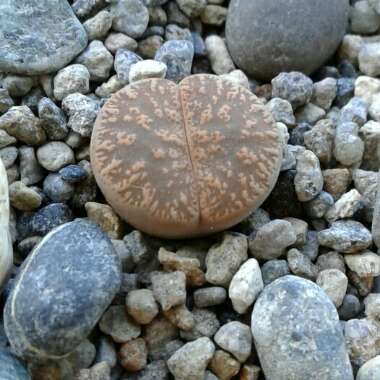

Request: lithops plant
left=90, top=74, right=282, bottom=238
left=0, top=157, right=13, bottom=290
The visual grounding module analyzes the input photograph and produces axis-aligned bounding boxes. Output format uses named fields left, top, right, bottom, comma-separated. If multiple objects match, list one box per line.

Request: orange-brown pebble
left=90, top=74, right=282, bottom=238
left=119, top=338, right=148, bottom=372
left=209, top=350, right=241, bottom=380
left=239, top=364, right=261, bottom=380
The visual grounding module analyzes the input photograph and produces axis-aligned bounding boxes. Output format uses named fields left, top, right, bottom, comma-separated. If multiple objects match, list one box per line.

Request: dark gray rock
left=114, top=49, right=143, bottom=84
left=191, top=32, right=207, bottom=57
left=225, top=0, right=349, bottom=80
left=0, top=348, right=30, bottom=380
left=38, top=98, right=68, bottom=141
left=335, top=78, right=355, bottom=108
left=261, top=259, right=290, bottom=285
left=59, top=165, right=88, bottom=183
left=318, top=220, right=372, bottom=253
left=251, top=275, right=354, bottom=380
left=272, top=72, right=313, bottom=109
left=5, top=220, right=122, bottom=360
left=0, top=0, right=88, bottom=75
left=155, top=40, right=194, bottom=82
left=43, top=173, right=75, bottom=203
left=111, top=0, right=149, bottom=39
left=0, top=88, right=14, bottom=115
left=17, top=203, right=73, bottom=240
left=289, top=123, right=311, bottom=146
left=338, top=294, right=361, bottom=321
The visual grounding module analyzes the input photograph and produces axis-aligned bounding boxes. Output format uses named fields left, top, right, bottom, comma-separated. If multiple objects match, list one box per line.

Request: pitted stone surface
left=4, top=220, right=121, bottom=361
left=91, top=74, right=282, bottom=238
left=0, top=0, right=88, bottom=75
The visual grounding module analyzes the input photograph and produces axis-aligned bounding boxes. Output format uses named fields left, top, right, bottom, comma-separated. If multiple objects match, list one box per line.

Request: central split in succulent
left=91, top=74, right=283, bottom=238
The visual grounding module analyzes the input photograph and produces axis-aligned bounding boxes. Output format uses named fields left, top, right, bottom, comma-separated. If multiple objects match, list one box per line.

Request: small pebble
left=334, top=122, right=364, bottom=166
left=126, top=289, right=159, bottom=325
left=38, top=97, right=68, bottom=141
left=9, top=181, right=42, bottom=211
left=83, top=10, right=113, bottom=41
left=53, top=64, right=90, bottom=101
left=58, top=164, right=88, bottom=183
left=229, top=258, right=264, bottom=314
left=2, top=75, right=34, bottom=98
left=62, top=93, right=100, bottom=137
left=345, top=251, right=380, bottom=277
left=338, top=294, right=361, bottom=321
left=205, top=232, right=248, bottom=287
left=180, top=308, right=219, bottom=341
left=316, top=269, right=348, bottom=308
left=359, top=42, right=380, bottom=77
left=129, top=60, right=167, bottom=82
left=287, top=248, right=318, bottom=281
left=36, top=142, right=74, bottom=172
left=176, top=0, right=207, bottom=18
left=271, top=71, right=313, bottom=109
left=151, top=271, right=186, bottom=311
left=294, top=150, right=323, bottom=202
left=119, top=338, right=148, bottom=372
left=311, top=78, right=337, bottom=111
left=261, top=259, right=290, bottom=285
left=205, top=35, right=235, bottom=75
left=111, top=0, right=149, bottom=39
left=105, top=33, right=138, bottom=54
left=76, top=40, right=114, bottom=82
left=99, top=305, right=141, bottom=344
left=85, top=201, right=123, bottom=240
left=0, top=106, right=46, bottom=146
left=155, top=40, right=194, bottom=82
left=114, top=49, right=142, bottom=84
left=249, top=219, right=296, bottom=260
left=193, top=287, right=227, bottom=308
left=209, top=350, right=240, bottom=380
left=167, top=337, right=215, bottom=380
left=19, top=146, right=44, bottom=186
left=318, top=220, right=372, bottom=253
left=43, top=173, right=75, bottom=203
left=214, top=322, right=252, bottom=363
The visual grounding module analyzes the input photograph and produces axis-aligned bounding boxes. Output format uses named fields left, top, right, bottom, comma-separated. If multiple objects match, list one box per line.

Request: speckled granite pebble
left=5, top=220, right=121, bottom=360
left=251, top=275, right=353, bottom=380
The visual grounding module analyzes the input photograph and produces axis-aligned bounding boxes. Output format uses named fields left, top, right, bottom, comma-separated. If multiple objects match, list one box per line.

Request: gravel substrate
left=1, top=0, right=380, bottom=379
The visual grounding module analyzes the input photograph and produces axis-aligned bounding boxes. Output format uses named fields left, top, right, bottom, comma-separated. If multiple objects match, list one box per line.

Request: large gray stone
left=0, top=348, right=30, bottom=380
left=225, top=0, right=350, bottom=80
left=0, top=0, right=88, bottom=75
left=251, top=275, right=353, bottom=380
left=4, top=220, right=122, bottom=361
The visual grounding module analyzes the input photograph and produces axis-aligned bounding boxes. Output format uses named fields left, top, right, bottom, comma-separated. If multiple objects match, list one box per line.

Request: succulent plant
left=90, top=74, right=282, bottom=238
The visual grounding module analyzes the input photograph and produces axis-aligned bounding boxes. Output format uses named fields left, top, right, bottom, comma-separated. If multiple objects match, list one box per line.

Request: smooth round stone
left=5, top=220, right=121, bottom=360
left=251, top=275, right=354, bottom=380
left=225, top=0, right=350, bottom=80
left=0, top=348, right=30, bottom=380
left=0, top=0, right=88, bottom=75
